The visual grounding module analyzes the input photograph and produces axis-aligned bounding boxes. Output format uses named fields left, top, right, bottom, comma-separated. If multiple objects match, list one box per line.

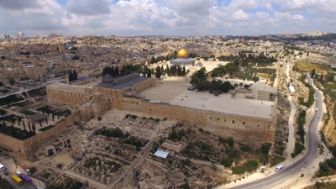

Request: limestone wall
left=0, top=133, right=26, bottom=157
left=0, top=111, right=81, bottom=159
left=23, top=112, right=81, bottom=158
left=120, top=97, right=276, bottom=147
left=46, top=83, right=92, bottom=106
left=132, top=78, right=157, bottom=93
left=45, top=82, right=276, bottom=148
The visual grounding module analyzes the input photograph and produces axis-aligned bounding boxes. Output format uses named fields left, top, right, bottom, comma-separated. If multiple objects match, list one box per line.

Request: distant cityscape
left=0, top=31, right=336, bottom=189
left=2, top=0, right=336, bottom=187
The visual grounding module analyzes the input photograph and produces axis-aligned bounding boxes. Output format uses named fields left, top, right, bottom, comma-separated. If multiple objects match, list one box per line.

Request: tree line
left=217, top=52, right=277, bottom=67
left=102, top=64, right=187, bottom=79
left=68, top=70, right=78, bottom=82
left=190, top=67, right=235, bottom=95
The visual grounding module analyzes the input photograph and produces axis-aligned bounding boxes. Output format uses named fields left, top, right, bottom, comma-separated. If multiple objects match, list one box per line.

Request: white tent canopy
left=154, top=149, right=169, bottom=159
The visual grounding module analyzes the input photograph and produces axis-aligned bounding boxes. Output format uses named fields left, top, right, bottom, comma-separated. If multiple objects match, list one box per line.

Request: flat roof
left=98, top=75, right=149, bottom=89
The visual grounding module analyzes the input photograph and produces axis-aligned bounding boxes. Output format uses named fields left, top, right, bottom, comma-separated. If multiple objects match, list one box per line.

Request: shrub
left=169, top=129, right=187, bottom=141
left=221, top=157, right=233, bottom=167
left=261, top=143, right=272, bottom=154
left=232, top=160, right=258, bottom=175
left=291, top=142, right=305, bottom=158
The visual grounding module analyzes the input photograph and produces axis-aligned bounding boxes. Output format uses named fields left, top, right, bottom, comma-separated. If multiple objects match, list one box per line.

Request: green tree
left=114, top=66, right=119, bottom=76
left=166, top=65, right=170, bottom=76
left=155, top=66, right=162, bottom=79
left=177, top=65, right=182, bottom=76
left=311, top=69, right=316, bottom=77
left=150, top=56, right=156, bottom=64
left=190, top=67, right=208, bottom=87
left=9, top=78, right=15, bottom=85
left=261, top=143, right=272, bottom=154
left=182, top=66, right=186, bottom=75
left=221, top=157, right=233, bottom=167
left=146, top=68, right=152, bottom=78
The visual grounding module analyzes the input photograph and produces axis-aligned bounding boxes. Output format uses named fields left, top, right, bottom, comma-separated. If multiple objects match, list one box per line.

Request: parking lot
left=0, top=151, right=44, bottom=189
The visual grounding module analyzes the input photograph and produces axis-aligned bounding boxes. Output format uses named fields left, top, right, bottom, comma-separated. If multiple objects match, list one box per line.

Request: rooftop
left=98, top=73, right=149, bottom=90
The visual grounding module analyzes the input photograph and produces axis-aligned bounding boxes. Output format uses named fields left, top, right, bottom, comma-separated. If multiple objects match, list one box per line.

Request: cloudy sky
left=0, top=0, right=335, bottom=36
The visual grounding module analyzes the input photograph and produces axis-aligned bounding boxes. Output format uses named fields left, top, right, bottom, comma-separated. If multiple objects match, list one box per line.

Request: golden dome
left=177, top=49, right=188, bottom=58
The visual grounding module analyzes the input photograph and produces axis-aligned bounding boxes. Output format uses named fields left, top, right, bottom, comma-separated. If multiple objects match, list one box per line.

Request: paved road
left=0, top=172, right=37, bottom=189
left=227, top=75, right=323, bottom=189
left=0, top=154, right=38, bottom=189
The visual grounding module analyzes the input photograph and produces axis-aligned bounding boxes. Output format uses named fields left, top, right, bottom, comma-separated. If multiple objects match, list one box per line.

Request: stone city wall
left=45, top=82, right=276, bottom=148
left=46, top=84, right=93, bottom=107
left=132, top=78, right=157, bottom=93
left=23, top=111, right=81, bottom=159
left=0, top=111, right=81, bottom=159
left=0, top=133, right=26, bottom=157
left=120, top=97, right=276, bottom=147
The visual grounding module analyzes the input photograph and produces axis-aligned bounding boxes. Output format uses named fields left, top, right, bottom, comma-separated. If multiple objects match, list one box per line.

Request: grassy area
left=270, top=155, right=286, bottom=167
left=257, top=73, right=272, bottom=80
left=292, top=142, right=305, bottom=158
left=183, top=140, right=215, bottom=161
left=324, top=83, right=336, bottom=101
left=232, top=160, right=259, bottom=175
left=297, top=110, right=307, bottom=144
left=294, top=59, right=329, bottom=74
left=306, top=182, right=336, bottom=189
left=169, top=129, right=188, bottom=141
left=254, top=68, right=276, bottom=81
left=298, top=75, right=315, bottom=108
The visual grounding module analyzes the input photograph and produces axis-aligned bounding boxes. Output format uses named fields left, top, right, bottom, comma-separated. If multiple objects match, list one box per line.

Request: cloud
left=1, top=0, right=336, bottom=36
left=0, top=0, right=65, bottom=35
left=232, top=9, right=249, bottom=20
left=0, top=0, right=39, bottom=10
left=66, top=0, right=110, bottom=16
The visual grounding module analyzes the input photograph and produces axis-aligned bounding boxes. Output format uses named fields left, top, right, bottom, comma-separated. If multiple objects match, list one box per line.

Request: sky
left=0, top=0, right=335, bottom=36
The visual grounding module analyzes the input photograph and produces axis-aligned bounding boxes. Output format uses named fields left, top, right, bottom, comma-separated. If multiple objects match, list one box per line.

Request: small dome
left=177, top=49, right=188, bottom=58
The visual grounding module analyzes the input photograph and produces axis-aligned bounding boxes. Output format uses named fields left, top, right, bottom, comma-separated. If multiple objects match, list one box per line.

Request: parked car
left=0, top=163, right=6, bottom=171
left=275, top=164, right=284, bottom=172
left=4, top=171, right=9, bottom=176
